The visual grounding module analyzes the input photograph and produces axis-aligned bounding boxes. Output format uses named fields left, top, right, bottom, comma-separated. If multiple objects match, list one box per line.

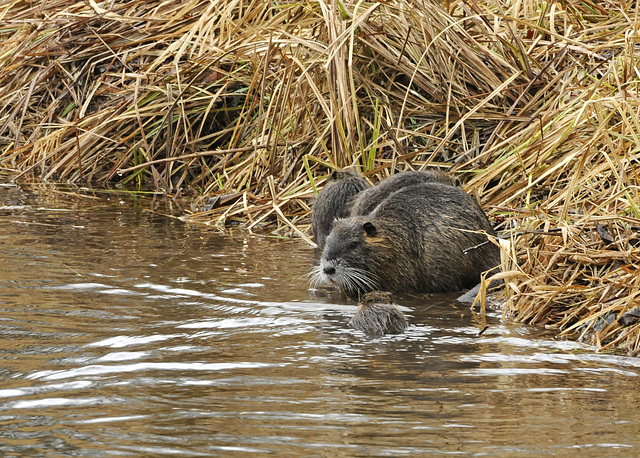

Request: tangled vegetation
left=1, top=0, right=639, bottom=354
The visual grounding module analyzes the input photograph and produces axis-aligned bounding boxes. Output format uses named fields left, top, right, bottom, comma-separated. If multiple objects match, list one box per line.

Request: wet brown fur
left=350, top=170, right=456, bottom=216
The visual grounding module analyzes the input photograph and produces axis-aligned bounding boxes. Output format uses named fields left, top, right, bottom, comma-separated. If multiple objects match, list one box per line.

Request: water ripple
left=27, top=362, right=286, bottom=381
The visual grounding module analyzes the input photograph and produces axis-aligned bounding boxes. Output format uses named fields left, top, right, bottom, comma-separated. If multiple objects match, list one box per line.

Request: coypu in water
left=350, top=169, right=456, bottom=217
left=312, top=181, right=500, bottom=295
left=349, top=291, right=408, bottom=336
left=311, top=169, right=369, bottom=249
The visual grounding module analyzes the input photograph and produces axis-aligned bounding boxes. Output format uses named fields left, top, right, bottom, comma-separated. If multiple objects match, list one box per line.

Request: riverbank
left=1, top=0, right=639, bottom=353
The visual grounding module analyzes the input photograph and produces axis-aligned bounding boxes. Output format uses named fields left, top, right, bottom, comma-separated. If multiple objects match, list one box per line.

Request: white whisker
left=307, top=259, right=379, bottom=295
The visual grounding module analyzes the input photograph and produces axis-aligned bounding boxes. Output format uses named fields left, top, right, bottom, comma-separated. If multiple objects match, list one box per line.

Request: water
left=1, top=182, right=639, bottom=456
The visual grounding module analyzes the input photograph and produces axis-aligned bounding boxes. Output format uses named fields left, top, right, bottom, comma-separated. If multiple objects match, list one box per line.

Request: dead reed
left=1, top=0, right=639, bottom=353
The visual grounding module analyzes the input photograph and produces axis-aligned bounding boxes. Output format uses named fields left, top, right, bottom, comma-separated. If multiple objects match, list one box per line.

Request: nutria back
left=350, top=170, right=456, bottom=216
left=311, top=169, right=369, bottom=249
left=349, top=291, right=408, bottom=336
left=314, top=182, right=500, bottom=295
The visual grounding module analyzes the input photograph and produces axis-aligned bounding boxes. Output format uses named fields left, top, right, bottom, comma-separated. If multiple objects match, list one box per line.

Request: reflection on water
left=1, top=183, right=639, bottom=456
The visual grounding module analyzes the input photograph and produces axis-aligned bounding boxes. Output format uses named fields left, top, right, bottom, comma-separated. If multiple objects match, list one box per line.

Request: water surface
left=1, top=183, right=639, bottom=456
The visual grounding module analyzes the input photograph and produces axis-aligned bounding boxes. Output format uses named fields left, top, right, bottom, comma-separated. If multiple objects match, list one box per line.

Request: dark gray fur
left=311, top=169, right=369, bottom=249
left=350, top=170, right=456, bottom=216
left=315, top=182, right=500, bottom=295
left=349, top=291, right=408, bottom=336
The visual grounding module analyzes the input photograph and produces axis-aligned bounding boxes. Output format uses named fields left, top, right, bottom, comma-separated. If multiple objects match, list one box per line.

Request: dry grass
left=1, top=0, right=639, bottom=353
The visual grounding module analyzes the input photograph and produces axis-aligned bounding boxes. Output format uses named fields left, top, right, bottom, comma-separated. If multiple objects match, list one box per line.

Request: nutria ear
left=362, top=221, right=377, bottom=236
left=329, top=170, right=339, bottom=181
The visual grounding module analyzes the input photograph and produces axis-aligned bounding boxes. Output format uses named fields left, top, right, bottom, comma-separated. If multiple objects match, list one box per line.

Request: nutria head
left=310, top=217, right=388, bottom=296
left=311, top=169, right=369, bottom=250
left=350, top=291, right=408, bottom=336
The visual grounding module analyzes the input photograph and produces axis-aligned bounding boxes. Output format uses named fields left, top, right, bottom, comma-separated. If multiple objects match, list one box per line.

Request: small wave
left=27, top=361, right=286, bottom=381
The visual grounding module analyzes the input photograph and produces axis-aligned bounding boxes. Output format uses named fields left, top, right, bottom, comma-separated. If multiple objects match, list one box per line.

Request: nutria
left=349, top=291, right=408, bottom=336
left=350, top=170, right=456, bottom=217
left=311, top=169, right=369, bottom=249
left=311, top=182, right=500, bottom=295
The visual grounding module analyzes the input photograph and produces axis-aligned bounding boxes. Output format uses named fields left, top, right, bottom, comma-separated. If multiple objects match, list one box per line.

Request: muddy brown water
left=1, top=182, right=639, bottom=456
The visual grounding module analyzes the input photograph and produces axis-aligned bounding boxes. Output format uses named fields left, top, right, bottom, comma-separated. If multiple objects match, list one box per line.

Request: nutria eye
left=349, top=241, right=358, bottom=249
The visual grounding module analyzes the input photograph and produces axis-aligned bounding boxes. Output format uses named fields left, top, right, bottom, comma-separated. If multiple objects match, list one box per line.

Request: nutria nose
left=323, top=266, right=336, bottom=275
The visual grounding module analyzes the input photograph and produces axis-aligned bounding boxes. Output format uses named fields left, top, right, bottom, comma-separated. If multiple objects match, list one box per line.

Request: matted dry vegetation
left=1, top=0, right=639, bottom=353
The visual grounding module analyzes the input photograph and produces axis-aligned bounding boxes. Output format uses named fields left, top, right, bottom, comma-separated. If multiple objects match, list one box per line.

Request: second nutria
left=350, top=170, right=457, bottom=216
left=311, top=169, right=369, bottom=249
left=349, top=291, right=408, bottom=336
left=312, top=182, right=500, bottom=295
